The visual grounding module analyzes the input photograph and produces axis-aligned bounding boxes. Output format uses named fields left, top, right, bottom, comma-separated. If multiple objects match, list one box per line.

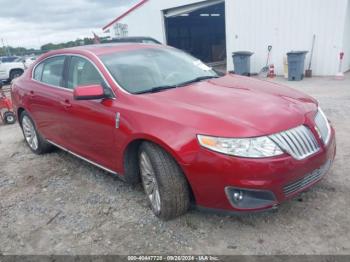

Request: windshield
left=100, top=47, right=218, bottom=94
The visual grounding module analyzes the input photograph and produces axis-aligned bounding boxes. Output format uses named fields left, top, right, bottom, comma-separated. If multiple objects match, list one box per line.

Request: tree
left=0, top=37, right=96, bottom=57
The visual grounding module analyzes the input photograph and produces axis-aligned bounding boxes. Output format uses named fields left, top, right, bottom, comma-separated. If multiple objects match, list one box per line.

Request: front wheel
left=139, top=142, right=190, bottom=220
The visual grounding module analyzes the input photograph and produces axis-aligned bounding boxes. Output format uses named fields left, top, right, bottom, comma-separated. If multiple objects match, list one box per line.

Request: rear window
left=41, top=56, right=65, bottom=87
left=33, top=63, right=44, bottom=81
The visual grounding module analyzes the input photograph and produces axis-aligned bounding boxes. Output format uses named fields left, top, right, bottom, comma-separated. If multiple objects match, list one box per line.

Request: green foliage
left=0, top=46, right=39, bottom=56
left=0, top=37, right=95, bottom=56
left=40, top=38, right=94, bottom=52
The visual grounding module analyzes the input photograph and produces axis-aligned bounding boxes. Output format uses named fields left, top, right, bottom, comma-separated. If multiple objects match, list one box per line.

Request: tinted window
left=67, top=56, right=104, bottom=89
left=33, top=63, right=44, bottom=81
left=41, top=56, right=65, bottom=87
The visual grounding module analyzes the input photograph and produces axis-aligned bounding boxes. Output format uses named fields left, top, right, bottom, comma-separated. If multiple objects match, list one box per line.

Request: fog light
left=225, top=187, right=277, bottom=210
left=232, top=190, right=244, bottom=203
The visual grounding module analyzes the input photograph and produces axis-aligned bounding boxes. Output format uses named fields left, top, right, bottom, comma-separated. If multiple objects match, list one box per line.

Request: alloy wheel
left=22, top=116, right=39, bottom=150
left=139, top=152, right=161, bottom=213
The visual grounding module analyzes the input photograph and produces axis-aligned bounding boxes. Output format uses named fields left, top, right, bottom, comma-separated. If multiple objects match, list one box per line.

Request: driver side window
left=67, top=56, right=104, bottom=89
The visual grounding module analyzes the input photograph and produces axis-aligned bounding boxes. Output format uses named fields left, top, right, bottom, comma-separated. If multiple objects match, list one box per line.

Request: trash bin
left=287, top=51, right=308, bottom=81
left=232, top=51, right=254, bottom=76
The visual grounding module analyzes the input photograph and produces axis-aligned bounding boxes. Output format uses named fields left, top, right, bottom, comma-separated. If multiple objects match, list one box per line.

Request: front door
left=59, top=56, right=117, bottom=171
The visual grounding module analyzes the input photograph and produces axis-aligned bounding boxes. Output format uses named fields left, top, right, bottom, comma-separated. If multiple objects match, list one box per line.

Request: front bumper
left=183, top=128, right=336, bottom=212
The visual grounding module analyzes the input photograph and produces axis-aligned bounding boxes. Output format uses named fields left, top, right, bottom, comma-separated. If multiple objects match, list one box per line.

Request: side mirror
left=73, top=84, right=106, bottom=100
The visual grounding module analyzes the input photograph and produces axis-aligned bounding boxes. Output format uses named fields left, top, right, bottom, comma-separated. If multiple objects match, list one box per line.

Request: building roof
left=102, top=0, right=149, bottom=31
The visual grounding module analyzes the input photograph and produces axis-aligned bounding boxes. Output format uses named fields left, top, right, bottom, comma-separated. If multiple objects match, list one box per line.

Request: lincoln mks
left=11, top=44, right=336, bottom=220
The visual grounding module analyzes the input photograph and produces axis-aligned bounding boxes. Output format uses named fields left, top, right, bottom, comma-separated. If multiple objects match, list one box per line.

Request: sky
left=0, top=0, right=139, bottom=49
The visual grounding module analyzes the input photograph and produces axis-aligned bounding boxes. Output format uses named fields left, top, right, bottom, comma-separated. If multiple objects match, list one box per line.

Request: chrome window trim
left=31, top=53, right=117, bottom=98
left=31, top=78, right=73, bottom=93
left=31, top=54, right=69, bottom=90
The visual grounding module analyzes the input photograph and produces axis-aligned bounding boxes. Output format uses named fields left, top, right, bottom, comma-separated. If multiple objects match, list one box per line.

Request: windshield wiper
left=134, top=85, right=177, bottom=94
left=175, top=75, right=220, bottom=87
left=134, top=75, right=220, bottom=94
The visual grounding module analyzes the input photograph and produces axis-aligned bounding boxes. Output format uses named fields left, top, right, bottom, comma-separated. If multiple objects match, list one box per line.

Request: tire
left=10, top=69, right=23, bottom=81
left=3, top=111, right=16, bottom=124
left=20, top=111, right=53, bottom=154
left=139, top=142, right=190, bottom=220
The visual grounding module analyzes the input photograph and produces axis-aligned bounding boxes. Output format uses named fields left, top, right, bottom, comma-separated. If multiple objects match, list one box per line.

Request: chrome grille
left=315, top=109, right=331, bottom=145
left=269, top=125, right=320, bottom=160
left=283, top=160, right=331, bottom=196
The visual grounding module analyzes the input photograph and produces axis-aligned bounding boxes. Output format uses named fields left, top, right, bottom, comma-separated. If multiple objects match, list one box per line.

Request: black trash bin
left=232, top=51, right=254, bottom=76
left=287, top=51, right=308, bottom=81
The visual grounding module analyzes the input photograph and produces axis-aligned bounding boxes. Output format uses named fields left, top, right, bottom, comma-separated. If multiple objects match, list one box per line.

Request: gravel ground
left=0, top=74, right=350, bottom=255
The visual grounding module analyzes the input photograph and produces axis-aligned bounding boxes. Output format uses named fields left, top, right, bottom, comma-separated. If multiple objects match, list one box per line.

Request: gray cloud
left=0, top=0, right=139, bottom=48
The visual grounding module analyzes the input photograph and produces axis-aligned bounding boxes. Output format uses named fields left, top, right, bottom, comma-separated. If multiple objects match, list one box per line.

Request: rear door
left=28, top=55, right=70, bottom=145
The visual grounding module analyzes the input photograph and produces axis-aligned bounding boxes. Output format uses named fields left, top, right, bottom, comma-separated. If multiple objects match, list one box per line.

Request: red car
left=11, top=44, right=336, bottom=220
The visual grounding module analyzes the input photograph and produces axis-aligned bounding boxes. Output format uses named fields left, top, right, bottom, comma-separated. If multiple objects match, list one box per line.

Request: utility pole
left=1, top=38, right=4, bottom=56
left=5, top=39, right=11, bottom=56
left=1, top=38, right=11, bottom=56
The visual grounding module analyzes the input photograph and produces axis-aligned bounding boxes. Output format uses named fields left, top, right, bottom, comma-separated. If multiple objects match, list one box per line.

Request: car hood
left=141, top=74, right=318, bottom=137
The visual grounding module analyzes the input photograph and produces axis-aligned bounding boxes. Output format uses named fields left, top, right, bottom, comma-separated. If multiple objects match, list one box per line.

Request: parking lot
left=0, top=74, right=350, bottom=255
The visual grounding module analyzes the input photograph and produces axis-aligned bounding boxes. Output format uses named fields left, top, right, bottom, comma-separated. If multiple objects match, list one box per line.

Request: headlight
left=197, top=135, right=283, bottom=158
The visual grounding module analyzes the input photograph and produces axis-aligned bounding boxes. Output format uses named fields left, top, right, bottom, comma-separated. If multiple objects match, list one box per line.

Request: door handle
left=60, top=99, right=72, bottom=109
left=29, top=90, right=35, bottom=96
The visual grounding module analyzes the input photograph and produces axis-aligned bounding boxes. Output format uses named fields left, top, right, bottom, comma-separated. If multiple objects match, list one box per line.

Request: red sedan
left=11, top=44, right=336, bottom=220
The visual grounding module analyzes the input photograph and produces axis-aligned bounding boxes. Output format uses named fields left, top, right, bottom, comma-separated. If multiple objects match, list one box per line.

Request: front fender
left=122, top=131, right=198, bottom=168
left=114, top=105, right=201, bottom=174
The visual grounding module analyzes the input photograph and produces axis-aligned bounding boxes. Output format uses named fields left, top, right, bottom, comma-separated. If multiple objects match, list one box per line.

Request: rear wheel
left=3, top=111, right=16, bottom=124
left=139, top=142, right=190, bottom=220
left=20, top=111, right=53, bottom=154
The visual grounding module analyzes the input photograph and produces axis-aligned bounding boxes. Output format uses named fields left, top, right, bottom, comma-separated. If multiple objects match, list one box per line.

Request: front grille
left=269, top=125, right=320, bottom=160
left=315, top=109, right=331, bottom=145
left=283, top=160, right=331, bottom=196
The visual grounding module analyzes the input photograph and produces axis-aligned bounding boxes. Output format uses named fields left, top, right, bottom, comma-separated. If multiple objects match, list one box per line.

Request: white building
left=103, top=0, right=350, bottom=76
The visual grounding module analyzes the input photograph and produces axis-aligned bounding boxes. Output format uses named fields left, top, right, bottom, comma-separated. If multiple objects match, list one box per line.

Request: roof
left=106, top=36, right=161, bottom=44
left=41, top=43, right=164, bottom=58
left=102, top=0, right=149, bottom=31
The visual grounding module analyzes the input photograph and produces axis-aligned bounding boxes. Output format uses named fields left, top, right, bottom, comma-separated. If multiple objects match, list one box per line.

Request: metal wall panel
left=343, top=0, right=350, bottom=72
left=106, top=0, right=349, bottom=75
left=226, top=0, right=349, bottom=75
